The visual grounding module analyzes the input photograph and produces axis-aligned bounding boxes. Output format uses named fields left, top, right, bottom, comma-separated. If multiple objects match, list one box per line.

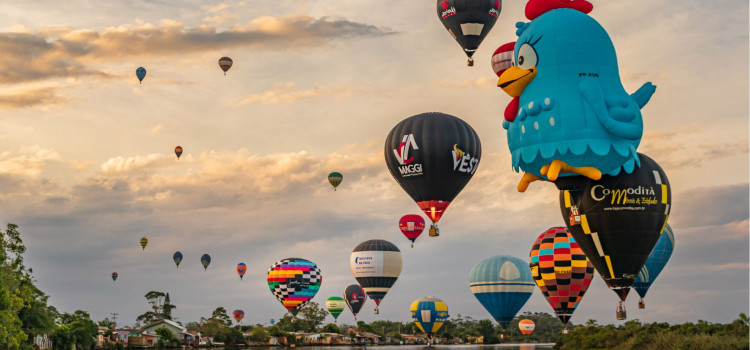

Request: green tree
left=153, top=326, right=177, bottom=347
left=297, top=302, right=328, bottom=332
left=321, top=323, right=342, bottom=334
left=211, top=307, right=232, bottom=326
left=249, top=327, right=270, bottom=343
left=53, top=311, right=97, bottom=350
left=476, top=319, right=499, bottom=344
left=162, top=293, right=176, bottom=321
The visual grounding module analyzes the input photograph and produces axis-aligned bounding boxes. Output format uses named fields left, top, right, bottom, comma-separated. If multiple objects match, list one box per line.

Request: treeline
left=556, top=317, right=750, bottom=350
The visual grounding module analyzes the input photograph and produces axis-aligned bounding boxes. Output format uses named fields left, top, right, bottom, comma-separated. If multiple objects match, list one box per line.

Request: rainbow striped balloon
left=267, top=258, right=322, bottom=316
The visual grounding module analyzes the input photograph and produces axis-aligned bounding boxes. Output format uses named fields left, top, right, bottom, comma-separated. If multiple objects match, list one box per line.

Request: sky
left=0, top=0, right=747, bottom=328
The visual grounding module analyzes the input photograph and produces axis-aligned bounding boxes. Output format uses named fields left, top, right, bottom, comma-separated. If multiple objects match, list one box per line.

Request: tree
left=154, top=326, right=178, bottom=347
left=211, top=307, right=232, bottom=326
left=476, top=319, right=499, bottom=344
left=53, top=311, right=98, bottom=350
left=162, top=293, right=176, bottom=321
left=297, top=302, right=328, bottom=332
left=321, top=323, right=342, bottom=334
left=249, top=327, right=270, bottom=343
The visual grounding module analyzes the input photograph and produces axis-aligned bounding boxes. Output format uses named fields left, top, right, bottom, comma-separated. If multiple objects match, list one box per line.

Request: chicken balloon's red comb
left=525, top=0, right=593, bottom=20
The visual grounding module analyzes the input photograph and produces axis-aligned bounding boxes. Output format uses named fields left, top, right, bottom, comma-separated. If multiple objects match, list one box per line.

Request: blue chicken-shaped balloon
left=497, top=0, right=656, bottom=192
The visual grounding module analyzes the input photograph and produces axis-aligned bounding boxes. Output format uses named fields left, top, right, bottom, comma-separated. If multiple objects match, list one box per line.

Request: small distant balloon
left=140, top=237, right=148, bottom=250
left=173, top=251, right=183, bottom=268
left=399, top=214, right=426, bottom=248
left=175, top=146, right=183, bottom=160
left=328, top=172, right=343, bottom=191
left=237, top=262, right=247, bottom=280
left=270, top=319, right=275, bottom=325
left=111, top=272, right=118, bottom=282
left=219, top=57, right=233, bottom=75
left=326, top=297, right=346, bottom=322
left=232, top=309, right=245, bottom=324
left=201, top=254, right=211, bottom=271
left=136, top=67, right=146, bottom=84
left=519, top=319, right=535, bottom=335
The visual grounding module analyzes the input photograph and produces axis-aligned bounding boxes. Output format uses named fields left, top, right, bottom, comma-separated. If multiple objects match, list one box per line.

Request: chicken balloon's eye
left=517, top=43, right=538, bottom=70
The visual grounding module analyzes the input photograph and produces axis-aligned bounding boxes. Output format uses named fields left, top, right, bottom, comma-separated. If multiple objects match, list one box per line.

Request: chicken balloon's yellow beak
left=497, top=66, right=537, bottom=97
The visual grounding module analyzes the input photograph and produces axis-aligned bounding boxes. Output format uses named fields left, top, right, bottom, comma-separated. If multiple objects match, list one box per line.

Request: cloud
left=0, top=16, right=395, bottom=84
left=432, top=77, right=496, bottom=90
left=237, top=82, right=352, bottom=105
left=146, top=123, right=164, bottom=135
left=639, top=125, right=749, bottom=169
left=0, top=145, right=61, bottom=176
left=0, top=86, right=68, bottom=108
left=670, top=183, right=749, bottom=228
left=99, top=153, right=169, bottom=174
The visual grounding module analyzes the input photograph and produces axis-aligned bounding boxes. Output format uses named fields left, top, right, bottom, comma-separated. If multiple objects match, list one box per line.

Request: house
left=32, top=334, right=52, bottom=349
left=128, top=333, right=159, bottom=346
left=269, top=336, right=288, bottom=345
left=142, top=319, right=200, bottom=345
left=401, top=334, right=427, bottom=345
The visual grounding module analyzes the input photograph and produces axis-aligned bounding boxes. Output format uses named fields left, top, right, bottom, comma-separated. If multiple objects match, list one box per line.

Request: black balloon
left=557, top=154, right=671, bottom=301
left=344, top=284, right=366, bottom=320
left=437, top=0, right=501, bottom=65
left=384, top=112, right=481, bottom=234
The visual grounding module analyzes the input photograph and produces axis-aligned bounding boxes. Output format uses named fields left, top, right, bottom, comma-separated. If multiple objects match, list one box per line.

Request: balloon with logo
left=344, top=284, right=367, bottom=320
left=140, top=237, right=148, bottom=250
left=385, top=112, right=481, bottom=237
left=529, top=227, right=594, bottom=331
left=136, top=67, right=146, bottom=84
left=173, top=251, right=183, bottom=268
left=469, top=255, right=534, bottom=329
left=237, top=262, right=247, bottom=280
left=201, top=254, right=211, bottom=271
left=491, top=42, right=516, bottom=77
left=328, top=172, right=343, bottom=191
left=326, top=297, right=345, bottom=322
left=350, top=240, right=402, bottom=314
left=518, top=319, right=535, bottom=335
left=437, top=0, right=501, bottom=66
left=175, top=146, right=183, bottom=160
left=558, top=153, right=671, bottom=320
left=410, top=296, right=449, bottom=346
left=633, top=223, right=674, bottom=309
left=232, top=309, right=244, bottom=324
left=111, top=272, right=118, bottom=282
left=267, top=258, right=322, bottom=318
left=219, top=57, right=233, bottom=75
left=399, top=214, right=426, bottom=248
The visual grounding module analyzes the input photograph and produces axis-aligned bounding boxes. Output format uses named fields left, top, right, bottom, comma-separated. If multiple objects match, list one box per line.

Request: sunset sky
left=0, top=0, right=747, bottom=327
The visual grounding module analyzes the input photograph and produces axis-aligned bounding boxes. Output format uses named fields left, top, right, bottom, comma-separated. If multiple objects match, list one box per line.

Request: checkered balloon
left=267, top=258, right=322, bottom=316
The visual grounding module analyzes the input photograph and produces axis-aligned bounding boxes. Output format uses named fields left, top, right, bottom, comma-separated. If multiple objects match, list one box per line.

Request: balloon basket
left=616, top=302, right=627, bottom=320
left=638, top=300, right=645, bottom=309
left=374, top=308, right=379, bottom=315
left=411, top=243, right=414, bottom=248
left=429, top=225, right=439, bottom=237
left=562, top=328, right=569, bottom=335
left=467, top=58, right=474, bottom=66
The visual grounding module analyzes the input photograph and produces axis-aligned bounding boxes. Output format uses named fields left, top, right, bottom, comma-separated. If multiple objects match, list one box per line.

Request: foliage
left=136, top=291, right=176, bottom=326
left=210, top=306, right=232, bottom=327
left=555, top=316, right=750, bottom=350
left=248, top=327, right=270, bottom=343
left=296, top=302, right=328, bottom=332
left=153, top=326, right=178, bottom=347
left=51, top=311, right=98, bottom=350
left=477, top=319, right=500, bottom=344
left=321, top=323, right=342, bottom=334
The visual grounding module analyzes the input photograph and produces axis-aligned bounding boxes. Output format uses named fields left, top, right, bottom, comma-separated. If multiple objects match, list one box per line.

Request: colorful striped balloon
left=410, top=296, right=449, bottom=341
left=237, top=262, right=247, bottom=280
left=267, top=258, right=322, bottom=317
left=633, top=224, right=674, bottom=308
left=140, top=237, right=148, bottom=250
left=350, top=240, right=402, bottom=314
left=232, top=309, right=244, bottom=323
left=328, top=172, right=343, bottom=191
left=173, top=251, right=182, bottom=268
left=469, top=255, right=534, bottom=329
left=529, top=227, right=594, bottom=326
left=201, top=254, right=211, bottom=271
left=111, top=272, right=118, bottom=282
left=326, top=297, right=345, bottom=321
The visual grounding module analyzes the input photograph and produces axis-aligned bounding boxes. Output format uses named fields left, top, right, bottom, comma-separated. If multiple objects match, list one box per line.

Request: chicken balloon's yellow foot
left=517, top=172, right=544, bottom=192
left=540, top=160, right=602, bottom=181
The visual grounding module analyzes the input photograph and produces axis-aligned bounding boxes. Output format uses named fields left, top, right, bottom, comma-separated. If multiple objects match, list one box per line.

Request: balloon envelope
left=267, top=258, right=322, bottom=316
left=469, top=255, right=534, bottom=329
left=232, top=309, right=244, bottom=323
left=136, top=67, right=146, bottom=83
left=111, top=272, right=118, bottom=281
left=529, top=227, right=594, bottom=325
left=326, top=297, right=346, bottom=320
left=557, top=153, right=671, bottom=301
left=633, top=224, right=674, bottom=300
left=175, top=146, right=183, bottom=159
left=219, top=57, right=233, bottom=74
left=399, top=214, right=425, bottom=247
left=491, top=42, right=516, bottom=77
left=410, top=296, right=449, bottom=337
left=201, top=254, right=211, bottom=270
left=237, top=262, right=247, bottom=280
left=173, top=251, right=183, bottom=268
left=437, top=0, right=501, bottom=64
left=350, top=240, right=402, bottom=313
left=518, top=319, right=535, bottom=335
left=344, top=284, right=367, bottom=320
left=328, top=172, right=343, bottom=190
left=140, top=237, right=148, bottom=250
left=384, top=112, right=481, bottom=229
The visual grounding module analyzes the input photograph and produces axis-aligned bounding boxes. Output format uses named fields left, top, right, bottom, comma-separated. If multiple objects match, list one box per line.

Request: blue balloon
left=410, top=296, right=449, bottom=338
left=469, top=255, right=535, bottom=329
left=633, top=224, right=674, bottom=305
left=136, top=67, right=146, bottom=83
left=173, top=251, right=183, bottom=268
left=497, top=6, right=656, bottom=191
left=201, top=254, right=211, bottom=271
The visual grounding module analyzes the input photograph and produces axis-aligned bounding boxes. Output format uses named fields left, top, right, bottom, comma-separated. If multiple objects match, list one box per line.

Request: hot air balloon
left=328, top=172, right=343, bottom=191
left=529, top=227, right=594, bottom=332
left=410, top=296, right=449, bottom=346
left=237, top=262, right=247, bottom=280
left=175, top=146, right=183, bottom=160
left=399, top=215, right=425, bottom=248
left=173, top=251, right=183, bottom=268
left=385, top=112, right=481, bottom=237
left=111, top=272, right=118, bottom=282
left=633, top=224, right=674, bottom=309
left=201, top=254, right=211, bottom=271
left=136, top=67, right=146, bottom=84
left=344, top=284, right=367, bottom=320
left=326, top=297, right=345, bottom=322
left=350, top=240, right=402, bottom=314
left=518, top=319, right=535, bottom=335
left=232, top=309, right=245, bottom=324
left=469, top=255, right=534, bottom=329
left=267, top=258, right=322, bottom=318
left=491, top=42, right=516, bottom=77
left=557, top=153, right=671, bottom=320
left=140, top=237, right=148, bottom=250
left=270, top=319, right=275, bottom=325
left=219, top=57, right=233, bottom=75
left=437, top=0, right=501, bottom=66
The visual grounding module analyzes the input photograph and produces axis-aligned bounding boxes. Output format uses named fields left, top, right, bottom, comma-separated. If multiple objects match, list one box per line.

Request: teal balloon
left=633, top=224, right=674, bottom=300
left=136, top=67, right=146, bottom=83
left=469, top=255, right=535, bottom=329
